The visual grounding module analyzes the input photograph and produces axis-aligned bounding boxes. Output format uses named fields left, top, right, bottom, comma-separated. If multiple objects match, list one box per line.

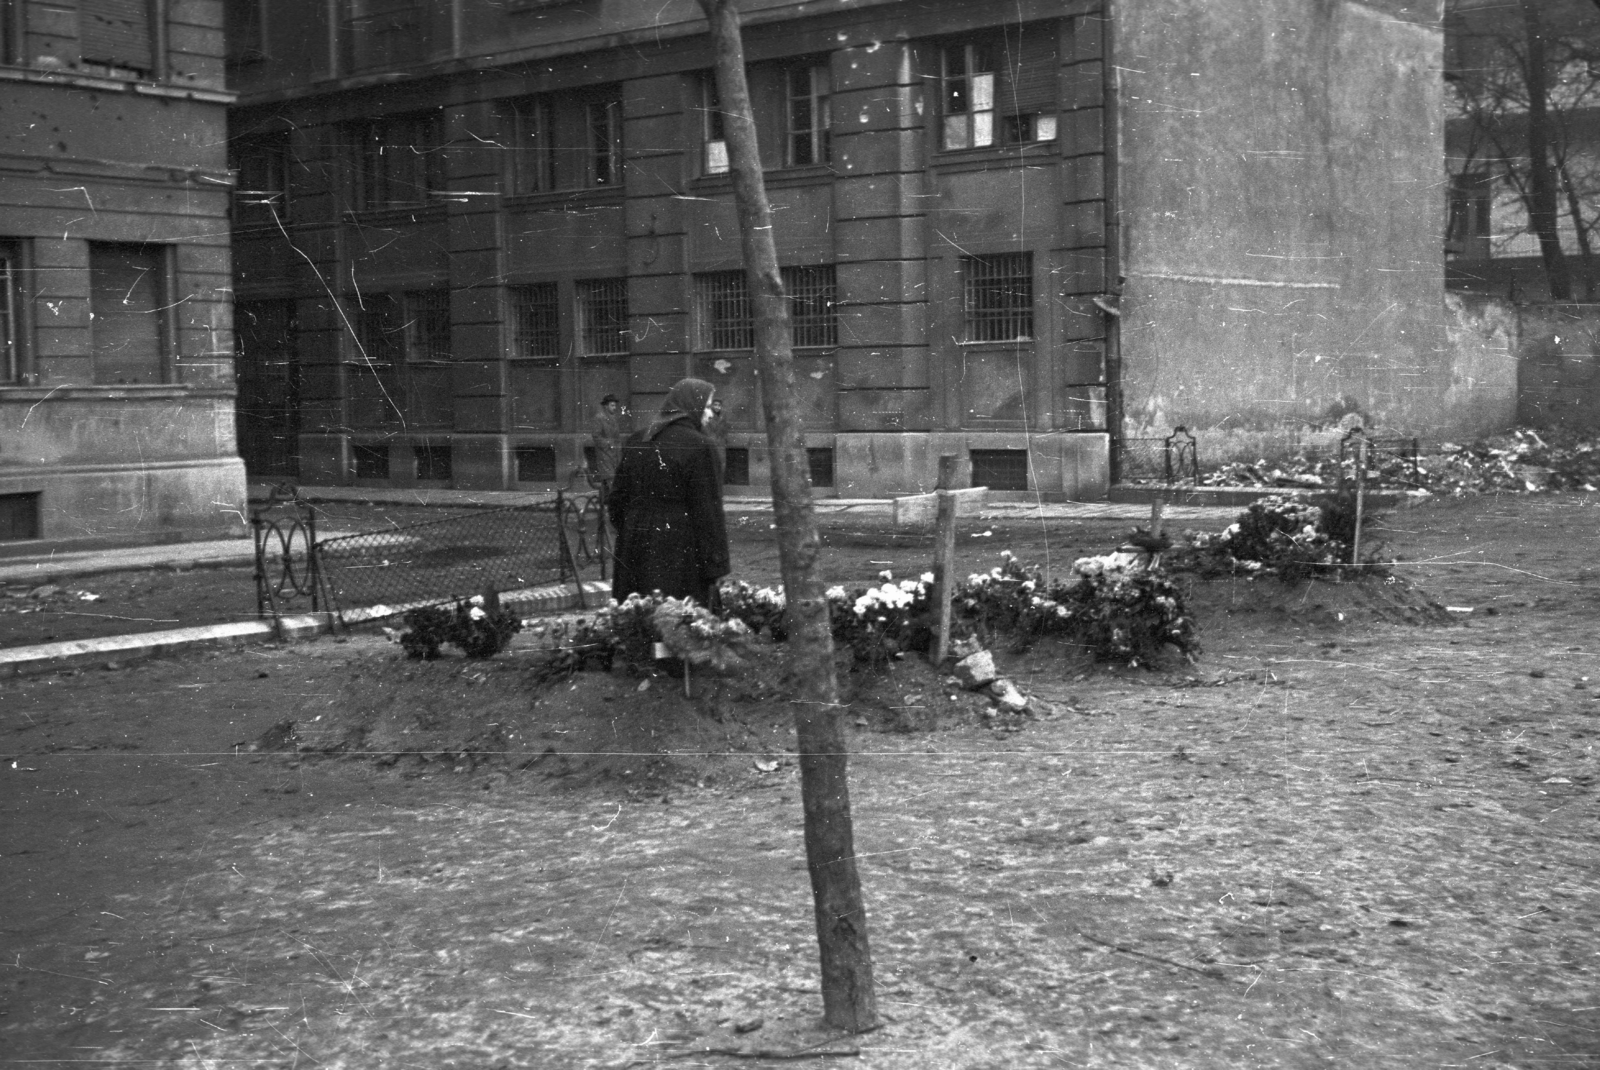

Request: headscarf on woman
left=647, top=378, right=715, bottom=440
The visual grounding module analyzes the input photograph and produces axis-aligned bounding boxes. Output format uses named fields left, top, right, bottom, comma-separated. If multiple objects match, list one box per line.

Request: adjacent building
left=1, top=0, right=244, bottom=548
left=228, top=0, right=1460, bottom=498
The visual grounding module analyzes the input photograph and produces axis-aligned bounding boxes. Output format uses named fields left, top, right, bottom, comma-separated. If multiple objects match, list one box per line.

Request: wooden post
left=1351, top=435, right=1367, bottom=566
left=931, top=455, right=958, bottom=665
left=1149, top=497, right=1166, bottom=540
left=698, top=0, right=877, bottom=1034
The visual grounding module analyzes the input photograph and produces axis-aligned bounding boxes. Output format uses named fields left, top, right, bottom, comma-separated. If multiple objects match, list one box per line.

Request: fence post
left=931, top=454, right=959, bottom=665
left=1351, top=433, right=1368, bottom=566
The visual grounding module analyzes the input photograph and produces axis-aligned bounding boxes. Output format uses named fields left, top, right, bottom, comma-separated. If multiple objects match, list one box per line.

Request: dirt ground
left=2, top=494, right=1598, bottom=1068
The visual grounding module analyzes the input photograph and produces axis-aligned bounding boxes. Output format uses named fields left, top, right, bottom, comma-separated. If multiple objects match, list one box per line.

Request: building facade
left=1, top=0, right=244, bottom=548
left=228, top=0, right=1456, bottom=498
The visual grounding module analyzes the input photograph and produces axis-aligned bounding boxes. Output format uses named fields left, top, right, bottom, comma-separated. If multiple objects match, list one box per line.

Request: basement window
left=807, top=447, right=835, bottom=488
left=353, top=443, right=390, bottom=480
left=0, top=493, right=40, bottom=542
left=516, top=445, right=558, bottom=483
left=414, top=442, right=451, bottom=482
left=970, top=449, right=1029, bottom=491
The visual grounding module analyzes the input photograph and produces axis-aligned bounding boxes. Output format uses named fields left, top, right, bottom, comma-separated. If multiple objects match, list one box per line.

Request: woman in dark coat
left=607, top=378, right=730, bottom=605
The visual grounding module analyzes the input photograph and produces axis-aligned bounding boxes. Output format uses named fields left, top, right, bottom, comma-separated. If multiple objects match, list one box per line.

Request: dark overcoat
left=607, top=419, right=730, bottom=604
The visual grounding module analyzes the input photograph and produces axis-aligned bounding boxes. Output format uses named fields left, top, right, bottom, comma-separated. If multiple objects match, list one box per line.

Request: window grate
left=782, top=265, right=836, bottom=348
left=512, top=283, right=560, bottom=358
left=963, top=253, right=1033, bottom=342
left=578, top=278, right=629, bottom=356
left=696, top=271, right=752, bottom=350
left=353, top=443, right=390, bottom=480
left=414, top=442, right=452, bottom=482
left=807, top=447, right=835, bottom=488
left=516, top=445, right=558, bottom=483
left=970, top=449, right=1029, bottom=491
left=405, top=290, right=451, bottom=361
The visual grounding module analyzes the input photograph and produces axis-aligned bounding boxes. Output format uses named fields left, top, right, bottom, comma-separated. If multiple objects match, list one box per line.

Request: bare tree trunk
left=1521, top=0, right=1574, bottom=300
left=1557, top=158, right=1598, bottom=300
left=696, top=0, right=878, bottom=1035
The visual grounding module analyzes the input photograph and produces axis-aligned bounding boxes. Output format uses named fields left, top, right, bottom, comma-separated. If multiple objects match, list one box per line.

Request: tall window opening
left=963, top=253, right=1033, bottom=342
left=504, top=88, right=623, bottom=194
left=89, top=242, right=166, bottom=384
left=577, top=278, right=629, bottom=356
left=939, top=24, right=1059, bottom=151
left=350, top=112, right=443, bottom=210
left=0, top=244, right=21, bottom=384
left=786, top=63, right=831, bottom=166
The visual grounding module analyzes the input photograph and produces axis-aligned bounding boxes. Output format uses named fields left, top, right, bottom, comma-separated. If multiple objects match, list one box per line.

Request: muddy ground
left=2, top=494, right=1598, bottom=1068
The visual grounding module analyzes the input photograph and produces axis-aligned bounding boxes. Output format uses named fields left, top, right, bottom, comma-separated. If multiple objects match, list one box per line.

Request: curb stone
left=0, top=579, right=613, bottom=678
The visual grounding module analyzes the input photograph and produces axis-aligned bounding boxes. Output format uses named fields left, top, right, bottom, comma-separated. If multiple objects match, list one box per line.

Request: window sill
left=690, top=163, right=838, bottom=192
left=957, top=339, right=1035, bottom=348
left=343, top=204, right=448, bottom=226
left=931, top=143, right=1060, bottom=174
left=0, top=64, right=234, bottom=103
left=503, top=187, right=625, bottom=211
left=0, top=383, right=230, bottom=400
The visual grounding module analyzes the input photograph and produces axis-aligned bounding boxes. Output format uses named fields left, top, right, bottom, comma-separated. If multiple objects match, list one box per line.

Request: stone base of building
left=295, top=431, right=1111, bottom=501
left=0, top=458, right=249, bottom=555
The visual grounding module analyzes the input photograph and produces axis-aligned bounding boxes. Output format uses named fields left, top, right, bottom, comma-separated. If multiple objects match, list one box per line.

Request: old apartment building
left=228, top=0, right=1452, bottom=498
left=0, top=0, right=243, bottom=547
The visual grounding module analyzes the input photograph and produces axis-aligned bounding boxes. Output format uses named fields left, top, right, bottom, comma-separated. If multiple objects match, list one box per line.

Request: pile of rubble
left=1196, top=428, right=1600, bottom=496
left=947, top=640, right=1040, bottom=718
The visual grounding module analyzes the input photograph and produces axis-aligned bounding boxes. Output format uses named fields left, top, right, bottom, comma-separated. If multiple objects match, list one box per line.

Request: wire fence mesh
left=314, top=492, right=604, bottom=618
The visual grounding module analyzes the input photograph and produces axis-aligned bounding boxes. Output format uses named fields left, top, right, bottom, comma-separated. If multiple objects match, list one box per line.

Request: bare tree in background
left=1447, top=0, right=1600, bottom=299
left=695, top=0, right=878, bottom=1035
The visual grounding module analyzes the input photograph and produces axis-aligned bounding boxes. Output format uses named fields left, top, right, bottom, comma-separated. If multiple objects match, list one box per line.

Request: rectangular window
left=353, top=442, right=390, bottom=480
left=1447, top=171, right=1492, bottom=255
left=970, top=449, right=1029, bottom=491
left=344, top=0, right=426, bottom=72
left=224, top=0, right=266, bottom=66
left=940, top=24, right=1059, bottom=151
left=414, top=442, right=452, bottom=481
left=963, top=253, right=1033, bottom=342
left=696, top=271, right=752, bottom=350
left=782, top=265, right=836, bottom=348
left=786, top=63, right=831, bottom=167
left=0, top=245, right=20, bottom=383
left=504, top=89, right=622, bottom=194
left=232, top=132, right=291, bottom=227
left=90, top=242, right=166, bottom=385
left=516, top=445, right=558, bottom=482
left=350, top=112, right=442, bottom=210
left=353, top=290, right=449, bottom=363
left=697, top=268, right=836, bottom=350
left=588, top=98, right=623, bottom=187
left=724, top=447, right=751, bottom=486
left=702, top=74, right=729, bottom=175
left=807, top=447, right=835, bottom=488
left=80, top=0, right=153, bottom=76
left=577, top=278, right=629, bottom=356
left=0, top=493, right=41, bottom=542
left=511, top=283, right=560, bottom=358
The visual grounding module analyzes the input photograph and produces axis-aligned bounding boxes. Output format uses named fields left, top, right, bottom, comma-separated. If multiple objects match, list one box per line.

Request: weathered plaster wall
left=1115, top=0, right=1464, bottom=458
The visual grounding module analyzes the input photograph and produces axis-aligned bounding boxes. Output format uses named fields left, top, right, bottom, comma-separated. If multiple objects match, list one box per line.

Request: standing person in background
left=703, top=397, right=729, bottom=483
left=607, top=379, right=730, bottom=605
left=591, top=394, right=625, bottom=494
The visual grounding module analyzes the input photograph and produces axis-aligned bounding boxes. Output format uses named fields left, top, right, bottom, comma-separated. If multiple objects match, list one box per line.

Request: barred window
left=696, top=271, right=752, bottom=350
left=697, top=268, right=837, bottom=350
left=963, top=253, right=1033, bottom=342
left=405, top=290, right=451, bottom=361
left=512, top=283, right=560, bottom=358
left=783, top=265, right=836, bottom=348
left=577, top=278, right=629, bottom=356
left=786, top=64, right=831, bottom=167
left=354, top=290, right=450, bottom=363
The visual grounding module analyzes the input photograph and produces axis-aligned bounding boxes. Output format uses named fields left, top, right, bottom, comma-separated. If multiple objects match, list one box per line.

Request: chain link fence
left=314, top=492, right=604, bottom=620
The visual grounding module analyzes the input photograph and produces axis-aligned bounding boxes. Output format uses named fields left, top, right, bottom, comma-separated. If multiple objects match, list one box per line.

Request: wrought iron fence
left=315, top=491, right=603, bottom=620
left=251, top=483, right=323, bottom=620
left=1118, top=427, right=1200, bottom=487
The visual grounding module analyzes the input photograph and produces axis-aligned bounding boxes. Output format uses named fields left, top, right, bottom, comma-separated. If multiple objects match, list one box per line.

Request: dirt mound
left=1181, top=570, right=1454, bottom=631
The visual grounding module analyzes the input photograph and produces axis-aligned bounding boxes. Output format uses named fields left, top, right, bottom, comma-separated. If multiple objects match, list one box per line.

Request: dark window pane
left=724, top=447, right=750, bottom=486
left=90, top=242, right=164, bottom=385
left=353, top=442, right=390, bottom=479
left=0, top=493, right=40, bottom=542
left=807, top=447, right=834, bottom=488
left=516, top=445, right=558, bottom=482
left=414, top=442, right=452, bottom=481
left=970, top=449, right=1029, bottom=491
